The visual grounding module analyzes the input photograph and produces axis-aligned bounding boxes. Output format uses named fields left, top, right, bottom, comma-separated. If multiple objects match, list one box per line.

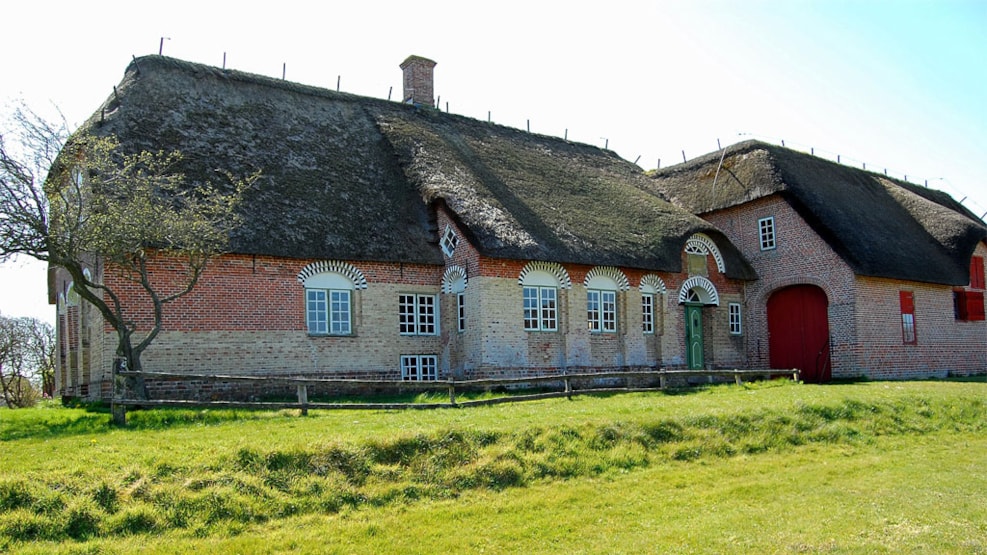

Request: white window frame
left=399, top=293, right=438, bottom=336
left=758, top=217, right=776, bottom=251
left=642, top=293, right=655, bottom=334
left=440, top=225, right=459, bottom=258
left=457, top=292, right=466, bottom=332
left=401, top=355, right=438, bottom=381
left=523, top=286, right=558, bottom=331
left=728, top=302, right=742, bottom=335
left=588, top=289, right=617, bottom=333
left=306, top=288, right=352, bottom=335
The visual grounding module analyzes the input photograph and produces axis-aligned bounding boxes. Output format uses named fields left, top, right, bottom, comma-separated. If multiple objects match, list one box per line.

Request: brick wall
left=57, top=204, right=758, bottom=400
left=705, top=195, right=857, bottom=376
left=705, top=195, right=987, bottom=379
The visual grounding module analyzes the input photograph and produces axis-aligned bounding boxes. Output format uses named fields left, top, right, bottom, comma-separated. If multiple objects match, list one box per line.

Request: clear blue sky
left=2, top=0, right=985, bottom=324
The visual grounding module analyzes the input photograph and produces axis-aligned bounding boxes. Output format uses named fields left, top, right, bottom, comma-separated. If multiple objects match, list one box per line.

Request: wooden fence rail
left=109, top=367, right=800, bottom=424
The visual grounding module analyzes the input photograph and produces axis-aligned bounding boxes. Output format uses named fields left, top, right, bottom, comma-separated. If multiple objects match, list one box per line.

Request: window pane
left=306, top=290, right=327, bottom=334
left=602, top=291, right=616, bottom=332
left=759, top=217, right=776, bottom=250
left=421, top=356, right=437, bottom=381
left=729, top=303, right=742, bottom=335
left=540, top=287, right=557, bottom=331
left=587, top=290, right=600, bottom=331
left=399, top=294, right=417, bottom=334
left=401, top=355, right=418, bottom=380
left=457, top=293, right=466, bottom=332
left=902, top=313, right=915, bottom=343
left=417, top=295, right=436, bottom=335
left=330, top=290, right=350, bottom=335
left=523, top=287, right=539, bottom=330
left=642, top=294, right=654, bottom=334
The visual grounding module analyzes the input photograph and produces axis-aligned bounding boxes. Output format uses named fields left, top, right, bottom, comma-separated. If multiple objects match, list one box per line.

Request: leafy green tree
left=0, top=103, right=254, bottom=409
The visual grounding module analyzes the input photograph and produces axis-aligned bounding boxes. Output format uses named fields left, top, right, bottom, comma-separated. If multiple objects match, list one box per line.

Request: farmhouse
left=50, top=55, right=986, bottom=400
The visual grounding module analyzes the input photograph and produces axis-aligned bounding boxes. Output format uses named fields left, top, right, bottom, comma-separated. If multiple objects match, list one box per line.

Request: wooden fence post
left=297, top=384, right=309, bottom=416
left=110, top=358, right=127, bottom=426
left=447, top=378, right=457, bottom=405
left=564, top=371, right=572, bottom=400
left=659, top=368, right=667, bottom=390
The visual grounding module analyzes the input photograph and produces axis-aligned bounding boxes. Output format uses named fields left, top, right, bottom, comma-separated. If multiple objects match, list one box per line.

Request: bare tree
left=0, top=103, right=255, bottom=411
left=0, top=313, right=52, bottom=407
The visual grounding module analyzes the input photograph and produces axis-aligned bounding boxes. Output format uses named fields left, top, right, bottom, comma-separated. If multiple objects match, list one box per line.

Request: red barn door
left=767, top=285, right=831, bottom=383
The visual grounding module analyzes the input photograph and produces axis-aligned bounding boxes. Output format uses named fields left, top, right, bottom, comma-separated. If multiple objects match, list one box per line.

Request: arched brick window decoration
left=441, top=266, right=468, bottom=294
left=584, top=266, right=630, bottom=291
left=678, top=276, right=720, bottom=306
left=684, top=233, right=726, bottom=274
left=517, top=261, right=572, bottom=289
left=639, top=274, right=667, bottom=295
left=296, top=260, right=368, bottom=289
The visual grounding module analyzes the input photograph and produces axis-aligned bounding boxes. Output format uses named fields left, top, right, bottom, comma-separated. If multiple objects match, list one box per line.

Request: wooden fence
left=110, top=367, right=800, bottom=423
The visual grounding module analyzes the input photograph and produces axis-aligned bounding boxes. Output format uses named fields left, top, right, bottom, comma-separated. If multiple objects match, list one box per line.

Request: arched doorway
left=767, top=285, right=831, bottom=383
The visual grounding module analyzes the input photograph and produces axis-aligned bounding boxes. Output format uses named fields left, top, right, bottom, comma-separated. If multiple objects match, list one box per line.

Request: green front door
left=685, top=304, right=704, bottom=370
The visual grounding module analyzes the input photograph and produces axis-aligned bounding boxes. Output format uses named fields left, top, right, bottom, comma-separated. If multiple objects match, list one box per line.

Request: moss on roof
left=76, top=55, right=755, bottom=277
left=647, top=140, right=987, bottom=286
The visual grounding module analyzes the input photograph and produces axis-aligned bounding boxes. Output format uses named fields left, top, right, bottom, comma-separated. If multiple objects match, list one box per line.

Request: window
left=759, top=217, right=776, bottom=251
left=307, top=289, right=351, bottom=335
left=399, top=294, right=438, bottom=335
left=401, top=355, right=438, bottom=381
left=441, top=225, right=459, bottom=258
left=728, top=303, right=742, bottom=335
left=954, top=290, right=986, bottom=321
left=457, top=293, right=466, bottom=332
left=642, top=294, right=655, bottom=334
left=970, top=256, right=985, bottom=290
left=523, top=286, right=557, bottom=331
left=587, top=289, right=617, bottom=333
left=900, top=291, right=916, bottom=344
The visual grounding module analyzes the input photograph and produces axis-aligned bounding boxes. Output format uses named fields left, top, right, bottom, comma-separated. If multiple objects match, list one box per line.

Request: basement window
left=758, top=217, right=776, bottom=251
left=401, top=355, right=438, bottom=381
left=441, top=225, right=459, bottom=258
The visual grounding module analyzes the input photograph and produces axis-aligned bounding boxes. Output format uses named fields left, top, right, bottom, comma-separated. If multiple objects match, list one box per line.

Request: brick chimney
left=400, top=55, right=436, bottom=107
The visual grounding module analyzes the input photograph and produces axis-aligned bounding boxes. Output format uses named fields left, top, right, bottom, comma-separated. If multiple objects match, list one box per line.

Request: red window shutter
left=970, top=256, right=985, bottom=290
left=966, top=290, right=985, bottom=321
left=955, top=290, right=969, bottom=320
left=899, top=291, right=914, bottom=314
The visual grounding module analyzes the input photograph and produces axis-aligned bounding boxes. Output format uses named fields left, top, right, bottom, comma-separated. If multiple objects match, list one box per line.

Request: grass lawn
left=1, top=379, right=985, bottom=553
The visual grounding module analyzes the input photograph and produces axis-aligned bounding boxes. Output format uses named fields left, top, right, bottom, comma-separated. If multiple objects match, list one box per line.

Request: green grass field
left=2, top=379, right=985, bottom=554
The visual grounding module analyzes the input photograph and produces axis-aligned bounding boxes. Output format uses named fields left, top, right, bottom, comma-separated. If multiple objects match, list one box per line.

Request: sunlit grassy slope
left=1, top=379, right=985, bottom=553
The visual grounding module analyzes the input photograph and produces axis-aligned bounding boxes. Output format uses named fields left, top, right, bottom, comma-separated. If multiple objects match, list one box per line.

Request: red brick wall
left=705, top=195, right=987, bottom=378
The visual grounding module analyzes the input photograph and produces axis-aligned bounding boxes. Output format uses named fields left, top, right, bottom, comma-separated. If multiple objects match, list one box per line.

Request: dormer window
left=441, top=225, right=459, bottom=258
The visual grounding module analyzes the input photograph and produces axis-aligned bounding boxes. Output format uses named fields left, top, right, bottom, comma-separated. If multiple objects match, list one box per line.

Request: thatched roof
left=77, top=55, right=755, bottom=278
left=647, top=140, right=987, bottom=286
